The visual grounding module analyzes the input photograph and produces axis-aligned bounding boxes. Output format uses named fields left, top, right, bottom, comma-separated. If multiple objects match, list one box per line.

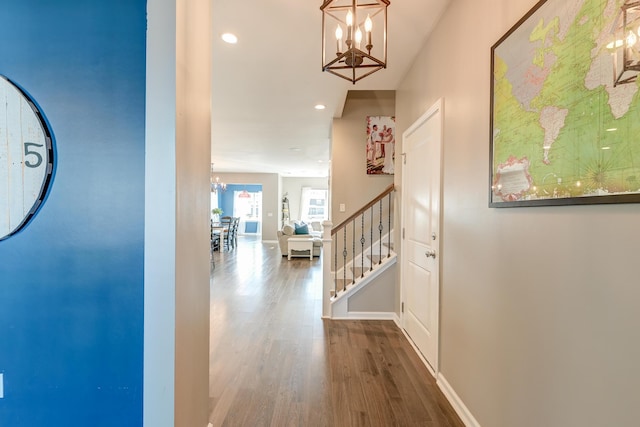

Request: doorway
left=400, top=99, right=443, bottom=374
left=214, top=184, right=263, bottom=236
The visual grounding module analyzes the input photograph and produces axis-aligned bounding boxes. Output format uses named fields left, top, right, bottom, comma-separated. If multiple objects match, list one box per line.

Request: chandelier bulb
left=365, top=14, right=373, bottom=48
left=346, top=9, right=353, bottom=43
left=355, top=27, right=363, bottom=49
left=627, top=30, right=637, bottom=47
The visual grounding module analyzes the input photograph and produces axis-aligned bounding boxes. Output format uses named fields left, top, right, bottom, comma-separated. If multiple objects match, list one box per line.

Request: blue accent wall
left=0, top=1, right=146, bottom=425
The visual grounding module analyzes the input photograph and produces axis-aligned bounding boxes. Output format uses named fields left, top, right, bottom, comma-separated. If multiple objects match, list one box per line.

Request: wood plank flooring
left=209, top=236, right=463, bottom=427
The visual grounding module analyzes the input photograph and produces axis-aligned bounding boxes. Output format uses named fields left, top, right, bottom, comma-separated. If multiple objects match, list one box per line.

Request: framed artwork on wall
left=366, top=115, right=395, bottom=175
left=490, top=0, right=640, bottom=207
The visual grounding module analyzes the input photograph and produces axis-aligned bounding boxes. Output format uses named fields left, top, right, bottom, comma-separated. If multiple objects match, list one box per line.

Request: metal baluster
left=360, top=213, right=365, bottom=278
left=388, top=192, right=392, bottom=258
left=370, top=207, right=374, bottom=271
left=333, top=233, right=337, bottom=296
left=378, top=200, right=383, bottom=265
left=343, top=228, right=347, bottom=290
left=352, top=220, right=356, bottom=284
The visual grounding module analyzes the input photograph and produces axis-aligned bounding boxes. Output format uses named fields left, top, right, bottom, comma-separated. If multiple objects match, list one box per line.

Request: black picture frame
left=489, top=0, right=640, bottom=207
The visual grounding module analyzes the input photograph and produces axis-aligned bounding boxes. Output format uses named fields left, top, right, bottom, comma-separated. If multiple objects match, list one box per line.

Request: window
left=300, top=187, right=328, bottom=223
left=233, top=190, right=261, bottom=220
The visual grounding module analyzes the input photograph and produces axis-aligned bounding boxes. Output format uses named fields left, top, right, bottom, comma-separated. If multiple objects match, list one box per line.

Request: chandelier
left=211, top=176, right=226, bottom=193
left=210, top=163, right=226, bottom=193
left=321, top=0, right=390, bottom=84
left=609, top=1, right=640, bottom=86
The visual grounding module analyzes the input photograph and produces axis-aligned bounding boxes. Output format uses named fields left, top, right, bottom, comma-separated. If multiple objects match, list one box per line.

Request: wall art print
left=490, top=0, right=640, bottom=207
left=366, top=115, right=395, bottom=175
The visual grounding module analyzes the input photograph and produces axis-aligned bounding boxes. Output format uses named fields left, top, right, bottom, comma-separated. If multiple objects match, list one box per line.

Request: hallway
left=208, top=236, right=463, bottom=426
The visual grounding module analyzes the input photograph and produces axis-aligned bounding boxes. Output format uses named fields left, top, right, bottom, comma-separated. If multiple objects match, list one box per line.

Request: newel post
left=321, top=220, right=333, bottom=318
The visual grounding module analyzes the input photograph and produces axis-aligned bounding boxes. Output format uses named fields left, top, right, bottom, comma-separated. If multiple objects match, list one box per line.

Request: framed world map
left=490, top=0, right=640, bottom=207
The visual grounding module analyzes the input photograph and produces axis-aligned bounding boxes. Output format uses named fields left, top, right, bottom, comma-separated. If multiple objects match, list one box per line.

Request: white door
left=401, top=99, right=443, bottom=374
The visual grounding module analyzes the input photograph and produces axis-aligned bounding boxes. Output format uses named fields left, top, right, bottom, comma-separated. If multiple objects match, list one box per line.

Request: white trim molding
left=331, top=311, right=397, bottom=321
left=393, top=313, right=401, bottom=327
left=437, top=374, right=482, bottom=427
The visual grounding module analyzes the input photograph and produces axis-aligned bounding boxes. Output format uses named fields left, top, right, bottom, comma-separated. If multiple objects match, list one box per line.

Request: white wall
left=145, top=0, right=211, bottom=426
left=282, top=176, right=329, bottom=222
left=396, top=0, right=640, bottom=426
left=144, top=0, right=177, bottom=424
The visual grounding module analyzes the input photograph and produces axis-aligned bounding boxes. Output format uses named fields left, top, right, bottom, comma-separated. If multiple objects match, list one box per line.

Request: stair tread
left=350, top=267, right=368, bottom=277
left=334, top=279, right=353, bottom=292
left=367, top=254, right=383, bottom=264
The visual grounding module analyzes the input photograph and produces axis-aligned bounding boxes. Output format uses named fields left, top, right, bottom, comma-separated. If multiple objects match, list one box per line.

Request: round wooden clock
left=0, top=75, right=55, bottom=241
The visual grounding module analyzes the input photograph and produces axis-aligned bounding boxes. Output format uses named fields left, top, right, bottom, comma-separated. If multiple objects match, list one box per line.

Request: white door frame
left=400, top=98, right=444, bottom=376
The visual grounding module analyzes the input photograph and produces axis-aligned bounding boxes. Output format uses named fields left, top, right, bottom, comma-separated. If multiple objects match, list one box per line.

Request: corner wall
left=347, top=263, right=396, bottom=314
left=396, top=0, right=640, bottom=426
left=174, top=0, right=212, bottom=425
left=331, top=91, right=395, bottom=224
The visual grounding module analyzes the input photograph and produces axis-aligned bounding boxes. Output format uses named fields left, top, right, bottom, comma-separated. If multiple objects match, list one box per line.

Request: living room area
left=210, top=171, right=329, bottom=255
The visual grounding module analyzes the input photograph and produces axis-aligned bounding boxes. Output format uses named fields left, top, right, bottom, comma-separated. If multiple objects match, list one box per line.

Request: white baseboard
left=437, top=374, right=481, bottom=427
left=391, top=317, right=479, bottom=427
left=262, top=239, right=278, bottom=244
left=393, top=312, right=401, bottom=327
left=331, top=311, right=396, bottom=321
left=397, top=326, right=436, bottom=377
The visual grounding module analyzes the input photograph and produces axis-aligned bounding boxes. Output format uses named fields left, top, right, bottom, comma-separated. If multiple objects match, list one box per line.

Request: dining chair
left=229, top=217, right=240, bottom=248
left=220, top=216, right=233, bottom=250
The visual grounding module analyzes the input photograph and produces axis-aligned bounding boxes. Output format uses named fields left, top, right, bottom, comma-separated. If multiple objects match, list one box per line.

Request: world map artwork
left=490, top=0, right=640, bottom=205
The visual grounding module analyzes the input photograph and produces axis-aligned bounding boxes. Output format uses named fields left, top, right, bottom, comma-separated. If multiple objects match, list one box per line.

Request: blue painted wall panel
left=0, top=1, right=146, bottom=425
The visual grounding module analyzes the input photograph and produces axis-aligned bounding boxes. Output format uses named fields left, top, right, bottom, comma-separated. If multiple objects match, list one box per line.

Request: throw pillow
left=282, top=224, right=295, bottom=236
left=294, top=222, right=309, bottom=235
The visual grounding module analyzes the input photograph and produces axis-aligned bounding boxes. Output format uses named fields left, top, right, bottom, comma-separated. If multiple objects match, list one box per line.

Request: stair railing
left=321, top=184, right=394, bottom=317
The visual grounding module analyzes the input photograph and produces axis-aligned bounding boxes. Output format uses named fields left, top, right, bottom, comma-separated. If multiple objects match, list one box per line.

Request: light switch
left=339, top=203, right=346, bottom=212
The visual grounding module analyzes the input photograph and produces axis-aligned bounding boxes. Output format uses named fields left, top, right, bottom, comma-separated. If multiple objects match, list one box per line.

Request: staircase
left=321, top=184, right=397, bottom=319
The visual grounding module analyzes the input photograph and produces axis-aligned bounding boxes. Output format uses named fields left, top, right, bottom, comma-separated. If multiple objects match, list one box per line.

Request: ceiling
left=211, top=0, right=450, bottom=178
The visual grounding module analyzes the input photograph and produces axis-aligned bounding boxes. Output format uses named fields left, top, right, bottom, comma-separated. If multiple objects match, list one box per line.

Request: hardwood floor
left=209, top=236, right=463, bottom=427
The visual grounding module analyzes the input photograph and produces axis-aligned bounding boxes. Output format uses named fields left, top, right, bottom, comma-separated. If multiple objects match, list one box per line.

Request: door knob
left=425, top=249, right=436, bottom=258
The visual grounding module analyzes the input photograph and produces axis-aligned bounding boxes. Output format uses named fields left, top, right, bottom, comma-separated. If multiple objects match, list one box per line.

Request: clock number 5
left=24, top=142, right=43, bottom=168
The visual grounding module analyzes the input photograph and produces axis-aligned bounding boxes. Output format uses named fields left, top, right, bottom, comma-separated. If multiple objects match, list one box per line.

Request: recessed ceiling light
left=314, top=104, right=326, bottom=110
left=221, top=33, right=238, bottom=44
left=601, top=146, right=611, bottom=150
left=606, top=128, right=617, bottom=132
